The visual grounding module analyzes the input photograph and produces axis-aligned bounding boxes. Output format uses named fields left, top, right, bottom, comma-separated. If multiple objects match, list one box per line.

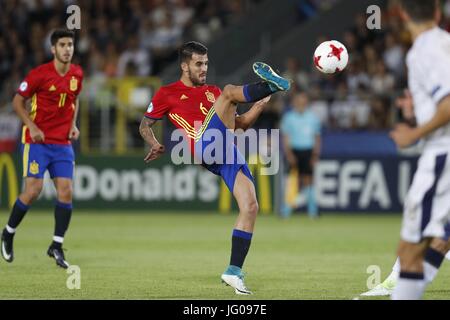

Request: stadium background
left=0, top=0, right=450, bottom=300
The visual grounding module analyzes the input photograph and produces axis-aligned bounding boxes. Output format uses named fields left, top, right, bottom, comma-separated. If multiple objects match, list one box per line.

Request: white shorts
left=401, top=149, right=450, bottom=243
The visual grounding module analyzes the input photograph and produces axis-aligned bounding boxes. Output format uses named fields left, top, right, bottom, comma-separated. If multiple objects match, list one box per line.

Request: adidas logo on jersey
left=180, top=94, right=188, bottom=100
left=49, top=85, right=56, bottom=92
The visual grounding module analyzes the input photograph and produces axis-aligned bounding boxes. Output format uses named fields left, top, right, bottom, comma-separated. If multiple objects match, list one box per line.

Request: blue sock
left=228, top=229, right=253, bottom=271
left=243, top=82, right=277, bottom=103
left=53, top=201, right=73, bottom=247
left=6, top=199, right=30, bottom=232
left=305, top=186, right=318, bottom=217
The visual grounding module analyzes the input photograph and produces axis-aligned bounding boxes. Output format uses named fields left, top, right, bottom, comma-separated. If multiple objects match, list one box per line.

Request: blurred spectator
left=352, top=13, right=376, bottom=48
left=172, top=0, right=195, bottom=29
left=104, top=43, right=120, bottom=78
left=346, top=59, right=370, bottom=93
left=383, top=32, right=405, bottom=79
left=367, top=96, right=394, bottom=130
left=117, top=36, right=151, bottom=77
left=363, top=44, right=379, bottom=76
left=308, top=85, right=329, bottom=126
left=87, top=42, right=106, bottom=78
left=343, top=31, right=360, bottom=57
left=139, top=19, right=155, bottom=51
left=347, top=89, right=371, bottom=129
left=150, top=10, right=183, bottom=74
left=370, top=61, right=395, bottom=95
left=329, top=83, right=358, bottom=130
left=282, top=57, right=310, bottom=92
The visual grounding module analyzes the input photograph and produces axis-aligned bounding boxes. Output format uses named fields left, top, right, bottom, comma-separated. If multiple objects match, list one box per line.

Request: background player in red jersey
left=1, top=29, right=83, bottom=269
left=139, top=41, right=290, bottom=294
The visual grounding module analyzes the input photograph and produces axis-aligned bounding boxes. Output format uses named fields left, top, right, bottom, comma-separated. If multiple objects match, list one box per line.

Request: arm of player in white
left=391, top=45, right=450, bottom=148
left=390, top=95, right=450, bottom=148
left=12, top=93, right=45, bottom=142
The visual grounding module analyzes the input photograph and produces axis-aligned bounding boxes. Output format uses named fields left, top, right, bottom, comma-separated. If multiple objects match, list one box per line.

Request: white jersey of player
left=401, top=27, right=450, bottom=243
left=406, top=27, right=450, bottom=152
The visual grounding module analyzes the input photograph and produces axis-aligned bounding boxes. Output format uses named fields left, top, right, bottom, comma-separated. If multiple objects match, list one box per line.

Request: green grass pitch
left=0, top=211, right=448, bottom=300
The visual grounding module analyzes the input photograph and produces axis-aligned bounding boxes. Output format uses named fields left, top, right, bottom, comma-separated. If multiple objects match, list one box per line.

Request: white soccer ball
left=313, top=40, right=349, bottom=74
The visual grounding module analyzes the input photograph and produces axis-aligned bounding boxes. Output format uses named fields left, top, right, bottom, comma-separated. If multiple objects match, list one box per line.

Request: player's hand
left=144, top=143, right=165, bottom=163
left=69, top=125, right=80, bottom=140
left=396, top=89, right=414, bottom=121
left=29, top=125, right=45, bottom=142
left=389, top=123, right=420, bottom=148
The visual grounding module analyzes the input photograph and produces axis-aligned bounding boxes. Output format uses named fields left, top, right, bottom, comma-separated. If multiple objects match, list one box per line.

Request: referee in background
left=281, top=92, right=321, bottom=218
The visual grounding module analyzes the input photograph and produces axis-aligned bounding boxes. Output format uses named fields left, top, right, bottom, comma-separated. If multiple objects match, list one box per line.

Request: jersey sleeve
left=16, top=68, right=41, bottom=99
left=144, top=88, right=170, bottom=120
left=418, top=51, right=450, bottom=104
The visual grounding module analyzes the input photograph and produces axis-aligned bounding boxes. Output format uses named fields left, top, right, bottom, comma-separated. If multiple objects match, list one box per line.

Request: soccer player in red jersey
left=139, top=41, right=290, bottom=294
left=1, top=29, right=83, bottom=269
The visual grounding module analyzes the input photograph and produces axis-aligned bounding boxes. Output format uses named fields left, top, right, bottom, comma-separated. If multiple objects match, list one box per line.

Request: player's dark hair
left=179, top=41, right=208, bottom=63
left=50, top=29, right=75, bottom=46
left=399, top=0, right=439, bottom=22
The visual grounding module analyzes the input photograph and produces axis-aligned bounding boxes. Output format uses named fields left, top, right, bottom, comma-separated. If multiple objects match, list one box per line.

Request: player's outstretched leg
left=252, top=62, right=291, bottom=91
left=212, top=62, right=290, bottom=129
left=1, top=178, right=42, bottom=263
left=221, top=170, right=257, bottom=295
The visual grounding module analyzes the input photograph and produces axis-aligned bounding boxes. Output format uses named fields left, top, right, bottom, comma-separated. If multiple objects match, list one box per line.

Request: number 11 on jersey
left=59, top=93, right=67, bottom=107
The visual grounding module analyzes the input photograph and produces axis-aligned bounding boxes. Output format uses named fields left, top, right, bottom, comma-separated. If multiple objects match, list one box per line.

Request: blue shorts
left=22, top=143, right=74, bottom=179
left=194, top=110, right=254, bottom=193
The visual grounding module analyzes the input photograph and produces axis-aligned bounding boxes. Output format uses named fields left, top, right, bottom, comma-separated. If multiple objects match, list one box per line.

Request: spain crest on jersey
left=205, top=90, right=215, bottom=103
left=30, top=160, right=39, bottom=175
left=70, top=77, right=78, bottom=91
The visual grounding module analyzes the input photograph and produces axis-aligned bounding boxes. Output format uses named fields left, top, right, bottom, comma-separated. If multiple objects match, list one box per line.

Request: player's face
left=52, top=37, right=74, bottom=64
left=187, top=53, right=208, bottom=86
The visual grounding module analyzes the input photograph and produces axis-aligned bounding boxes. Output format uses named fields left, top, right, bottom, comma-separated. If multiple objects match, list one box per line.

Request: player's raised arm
left=12, top=93, right=45, bottom=142
left=139, top=117, right=165, bottom=162
left=234, top=96, right=271, bottom=131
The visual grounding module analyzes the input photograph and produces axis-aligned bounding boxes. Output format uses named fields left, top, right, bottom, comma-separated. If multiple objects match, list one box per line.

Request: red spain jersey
left=144, top=80, right=221, bottom=149
left=17, top=61, right=83, bottom=145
